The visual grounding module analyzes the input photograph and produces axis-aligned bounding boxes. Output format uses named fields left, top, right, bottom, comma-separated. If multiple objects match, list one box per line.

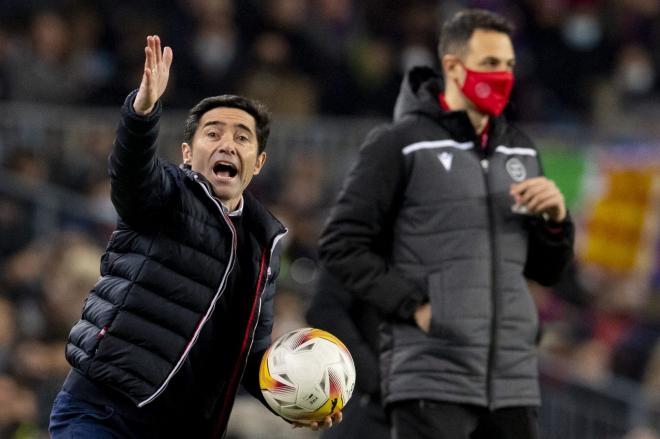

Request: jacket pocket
left=428, top=268, right=491, bottom=345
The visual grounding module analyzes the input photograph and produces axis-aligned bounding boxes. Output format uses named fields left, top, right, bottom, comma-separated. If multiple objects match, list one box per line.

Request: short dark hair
left=183, top=95, right=272, bottom=154
left=438, top=9, right=514, bottom=59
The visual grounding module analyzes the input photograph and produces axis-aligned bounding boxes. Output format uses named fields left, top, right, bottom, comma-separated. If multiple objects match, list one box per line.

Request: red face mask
left=458, top=66, right=514, bottom=117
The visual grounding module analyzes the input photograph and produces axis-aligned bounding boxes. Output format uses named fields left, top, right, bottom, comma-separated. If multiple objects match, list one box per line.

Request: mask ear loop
left=453, top=59, right=468, bottom=89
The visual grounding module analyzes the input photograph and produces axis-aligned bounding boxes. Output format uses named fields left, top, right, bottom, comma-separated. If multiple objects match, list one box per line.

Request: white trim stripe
left=402, top=140, right=474, bottom=155
left=237, top=228, right=287, bottom=397
left=138, top=180, right=237, bottom=408
left=494, top=145, right=537, bottom=157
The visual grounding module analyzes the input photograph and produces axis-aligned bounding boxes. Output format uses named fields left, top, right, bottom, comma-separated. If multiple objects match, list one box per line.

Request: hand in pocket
left=414, top=303, right=432, bottom=333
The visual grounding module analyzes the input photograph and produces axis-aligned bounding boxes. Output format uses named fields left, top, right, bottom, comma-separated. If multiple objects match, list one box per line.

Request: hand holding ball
left=259, top=328, right=356, bottom=422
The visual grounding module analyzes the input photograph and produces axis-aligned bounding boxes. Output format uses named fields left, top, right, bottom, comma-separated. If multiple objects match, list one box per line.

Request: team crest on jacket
left=505, top=157, right=526, bottom=182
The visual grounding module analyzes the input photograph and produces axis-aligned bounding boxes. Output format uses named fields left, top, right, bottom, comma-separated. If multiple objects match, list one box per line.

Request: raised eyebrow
left=202, top=121, right=254, bottom=136
left=202, top=121, right=224, bottom=129
left=234, top=123, right=254, bottom=137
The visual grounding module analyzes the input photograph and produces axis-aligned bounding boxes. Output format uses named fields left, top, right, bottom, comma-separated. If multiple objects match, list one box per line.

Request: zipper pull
left=97, top=325, right=108, bottom=339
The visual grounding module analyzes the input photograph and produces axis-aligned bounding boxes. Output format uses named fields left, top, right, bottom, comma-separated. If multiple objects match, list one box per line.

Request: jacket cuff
left=121, top=90, right=163, bottom=126
left=534, top=211, right=574, bottom=244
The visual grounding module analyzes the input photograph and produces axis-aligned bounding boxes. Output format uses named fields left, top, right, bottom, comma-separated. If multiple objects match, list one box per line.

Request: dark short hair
left=183, top=95, right=272, bottom=154
left=438, top=9, right=514, bottom=59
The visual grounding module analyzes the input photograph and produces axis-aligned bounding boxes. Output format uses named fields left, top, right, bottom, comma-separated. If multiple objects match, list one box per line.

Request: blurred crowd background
left=1, top=0, right=660, bottom=438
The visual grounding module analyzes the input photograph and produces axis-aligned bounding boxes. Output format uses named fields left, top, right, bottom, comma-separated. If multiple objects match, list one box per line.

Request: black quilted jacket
left=64, top=91, right=286, bottom=437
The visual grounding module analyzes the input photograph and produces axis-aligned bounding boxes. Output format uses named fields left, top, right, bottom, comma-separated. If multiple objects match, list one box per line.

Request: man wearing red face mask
left=319, top=9, right=574, bottom=439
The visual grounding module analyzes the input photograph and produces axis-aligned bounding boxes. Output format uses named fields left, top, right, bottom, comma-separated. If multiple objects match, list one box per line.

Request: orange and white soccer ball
left=259, top=327, right=356, bottom=422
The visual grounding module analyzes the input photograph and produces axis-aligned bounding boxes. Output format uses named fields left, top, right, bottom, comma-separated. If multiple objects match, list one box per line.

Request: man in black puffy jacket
left=48, top=35, right=339, bottom=438
left=320, top=9, right=574, bottom=439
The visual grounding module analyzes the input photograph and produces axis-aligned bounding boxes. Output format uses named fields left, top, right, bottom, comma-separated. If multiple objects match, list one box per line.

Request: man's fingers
left=146, top=37, right=153, bottom=71
left=144, top=35, right=172, bottom=78
left=134, top=35, right=168, bottom=115
left=289, top=414, right=340, bottom=431
left=154, top=35, right=162, bottom=65
left=509, top=177, right=566, bottom=221
left=145, top=45, right=155, bottom=72
left=144, top=45, right=150, bottom=69
left=517, top=186, right=546, bottom=206
left=510, top=177, right=549, bottom=195
left=146, top=35, right=153, bottom=53
left=513, top=181, right=559, bottom=207
left=148, top=36, right=157, bottom=72
left=163, top=46, right=173, bottom=70
left=521, top=185, right=557, bottom=208
left=534, top=196, right=564, bottom=215
left=510, top=178, right=535, bottom=195
left=525, top=191, right=556, bottom=212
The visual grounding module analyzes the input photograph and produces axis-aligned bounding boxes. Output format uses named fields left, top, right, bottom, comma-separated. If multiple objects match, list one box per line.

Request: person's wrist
left=550, top=210, right=566, bottom=223
left=133, top=102, right=154, bottom=115
left=543, top=206, right=566, bottom=223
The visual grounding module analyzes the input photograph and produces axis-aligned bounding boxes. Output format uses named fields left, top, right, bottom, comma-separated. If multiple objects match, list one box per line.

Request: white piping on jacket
left=402, top=139, right=474, bottom=155
left=494, top=145, right=537, bottom=156
left=137, top=178, right=236, bottom=407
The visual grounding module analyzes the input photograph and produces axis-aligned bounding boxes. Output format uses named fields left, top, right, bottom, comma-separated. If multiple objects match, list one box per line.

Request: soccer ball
left=259, top=327, right=356, bottom=422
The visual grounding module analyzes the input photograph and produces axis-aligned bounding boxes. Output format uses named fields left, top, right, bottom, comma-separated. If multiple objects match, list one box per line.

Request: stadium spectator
left=238, top=31, right=319, bottom=116
left=4, top=10, right=88, bottom=104
left=0, top=296, right=16, bottom=373
left=0, top=374, right=38, bottom=437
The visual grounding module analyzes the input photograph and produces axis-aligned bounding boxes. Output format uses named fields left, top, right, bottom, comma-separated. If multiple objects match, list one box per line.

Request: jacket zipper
left=237, top=230, right=286, bottom=383
left=211, top=230, right=287, bottom=438
left=137, top=177, right=237, bottom=407
left=480, top=154, right=498, bottom=410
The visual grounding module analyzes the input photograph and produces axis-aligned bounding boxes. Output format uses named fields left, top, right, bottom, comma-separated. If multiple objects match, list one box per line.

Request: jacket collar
left=179, top=164, right=286, bottom=247
left=226, top=197, right=244, bottom=217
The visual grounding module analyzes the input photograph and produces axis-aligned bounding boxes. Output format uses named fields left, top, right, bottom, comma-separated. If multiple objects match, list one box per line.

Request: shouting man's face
left=182, top=107, right=266, bottom=210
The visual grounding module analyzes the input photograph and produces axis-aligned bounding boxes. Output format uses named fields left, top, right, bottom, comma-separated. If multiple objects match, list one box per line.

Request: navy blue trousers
left=49, top=390, right=193, bottom=439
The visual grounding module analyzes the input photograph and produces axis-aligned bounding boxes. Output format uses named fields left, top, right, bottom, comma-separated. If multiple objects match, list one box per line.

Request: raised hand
left=510, top=176, right=567, bottom=222
left=133, top=35, right=173, bottom=115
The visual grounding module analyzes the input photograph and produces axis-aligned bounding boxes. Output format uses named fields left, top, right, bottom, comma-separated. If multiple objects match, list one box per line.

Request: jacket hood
left=393, top=66, right=445, bottom=122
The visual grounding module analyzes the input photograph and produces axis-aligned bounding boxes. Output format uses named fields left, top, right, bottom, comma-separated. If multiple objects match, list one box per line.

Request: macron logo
left=438, top=151, right=453, bottom=171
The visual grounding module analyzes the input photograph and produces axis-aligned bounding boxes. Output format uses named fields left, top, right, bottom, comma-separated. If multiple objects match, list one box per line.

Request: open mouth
left=213, top=161, right=238, bottom=179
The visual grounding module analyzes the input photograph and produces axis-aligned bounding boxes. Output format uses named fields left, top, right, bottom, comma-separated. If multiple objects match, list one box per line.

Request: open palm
left=133, top=35, right=173, bottom=115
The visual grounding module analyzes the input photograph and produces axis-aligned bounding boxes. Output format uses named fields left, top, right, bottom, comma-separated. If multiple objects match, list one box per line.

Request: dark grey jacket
left=319, top=67, right=574, bottom=409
